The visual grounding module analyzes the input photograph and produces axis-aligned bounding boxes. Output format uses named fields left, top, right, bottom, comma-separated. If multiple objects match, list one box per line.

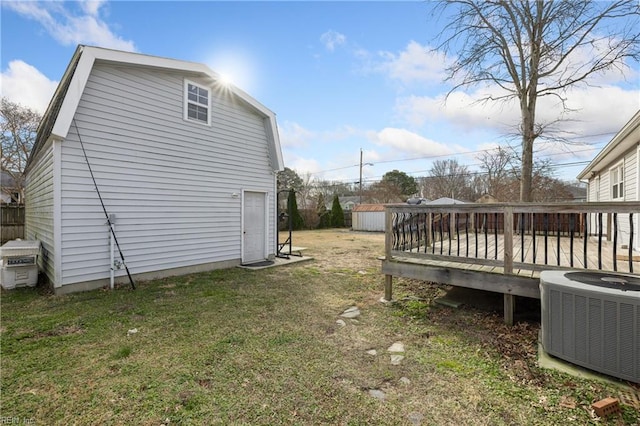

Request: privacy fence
left=1, top=205, right=25, bottom=245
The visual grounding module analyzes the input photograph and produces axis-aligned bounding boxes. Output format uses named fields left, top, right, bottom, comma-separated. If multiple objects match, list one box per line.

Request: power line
left=309, top=140, right=606, bottom=177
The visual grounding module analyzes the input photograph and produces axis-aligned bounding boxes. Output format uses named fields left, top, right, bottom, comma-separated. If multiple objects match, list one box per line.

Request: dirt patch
left=286, top=229, right=385, bottom=271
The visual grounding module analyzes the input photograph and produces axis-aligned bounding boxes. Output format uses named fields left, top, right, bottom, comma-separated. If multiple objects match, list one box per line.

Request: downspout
left=109, top=214, right=115, bottom=289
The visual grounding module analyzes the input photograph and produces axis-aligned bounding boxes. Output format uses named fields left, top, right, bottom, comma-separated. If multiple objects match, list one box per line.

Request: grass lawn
left=1, top=229, right=638, bottom=425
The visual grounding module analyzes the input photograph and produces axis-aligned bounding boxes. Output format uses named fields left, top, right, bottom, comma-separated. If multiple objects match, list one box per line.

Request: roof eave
left=28, top=45, right=284, bottom=173
left=577, top=110, right=640, bottom=180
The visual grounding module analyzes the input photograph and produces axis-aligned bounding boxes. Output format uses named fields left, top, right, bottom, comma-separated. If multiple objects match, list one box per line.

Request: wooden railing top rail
left=385, top=201, right=640, bottom=215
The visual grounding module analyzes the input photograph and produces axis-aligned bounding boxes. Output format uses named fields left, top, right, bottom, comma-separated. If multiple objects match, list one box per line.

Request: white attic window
left=184, top=79, right=211, bottom=125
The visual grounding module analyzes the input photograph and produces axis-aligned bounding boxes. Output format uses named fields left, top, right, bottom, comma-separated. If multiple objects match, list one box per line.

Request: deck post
left=385, top=274, right=393, bottom=301
left=504, top=294, right=515, bottom=325
left=383, top=207, right=393, bottom=301
left=503, top=207, right=513, bottom=274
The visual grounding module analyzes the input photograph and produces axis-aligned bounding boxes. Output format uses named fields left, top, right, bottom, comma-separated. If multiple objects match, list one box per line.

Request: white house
left=24, top=45, right=284, bottom=294
left=577, top=110, right=640, bottom=250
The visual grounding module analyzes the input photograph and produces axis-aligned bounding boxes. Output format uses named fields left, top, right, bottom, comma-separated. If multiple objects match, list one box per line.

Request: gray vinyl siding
left=587, top=177, right=598, bottom=202
left=587, top=148, right=638, bottom=247
left=24, top=140, right=55, bottom=282
left=616, top=149, right=637, bottom=246
left=624, top=149, right=637, bottom=201
left=59, top=63, right=276, bottom=285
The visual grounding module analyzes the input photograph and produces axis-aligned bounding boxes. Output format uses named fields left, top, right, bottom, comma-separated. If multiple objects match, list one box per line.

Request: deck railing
left=385, top=202, right=640, bottom=275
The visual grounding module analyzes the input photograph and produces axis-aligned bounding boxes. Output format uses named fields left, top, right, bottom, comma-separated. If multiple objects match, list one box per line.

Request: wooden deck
left=403, top=234, right=637, bottom=277
left=381, top=202, right=640, bottom=324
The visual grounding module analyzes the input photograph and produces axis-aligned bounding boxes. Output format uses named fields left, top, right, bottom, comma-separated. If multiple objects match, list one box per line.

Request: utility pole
left=359, top=148, right=363, bottom=204
left=359, top=148, right=373, bottom=204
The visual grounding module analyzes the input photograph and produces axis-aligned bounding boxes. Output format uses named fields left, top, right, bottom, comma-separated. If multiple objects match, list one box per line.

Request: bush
left=288, top=189, right=305, bottom=230
left=330, top=195, right=345, bottom=227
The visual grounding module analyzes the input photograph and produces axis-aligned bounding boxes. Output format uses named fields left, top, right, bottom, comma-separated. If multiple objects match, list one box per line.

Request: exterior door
left=243, top=191, right=266, bottom=264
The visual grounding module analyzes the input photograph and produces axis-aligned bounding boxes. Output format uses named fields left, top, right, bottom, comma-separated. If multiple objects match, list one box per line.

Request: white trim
left=609, top=160, right=625, bottom=201
left=241, top=189, right=269, bottom=263
left=53, top=138, right=63, bottom=287
left=51, top=47, right=96, bottom=140
left=183, top=79, right=211, bottom=126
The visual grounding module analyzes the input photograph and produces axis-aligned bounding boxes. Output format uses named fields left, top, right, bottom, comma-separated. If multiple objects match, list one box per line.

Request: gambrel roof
left=27, top=45, right=283, bottom=172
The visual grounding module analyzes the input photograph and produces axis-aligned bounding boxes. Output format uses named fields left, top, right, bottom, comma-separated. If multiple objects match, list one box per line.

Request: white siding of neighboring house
left=618, top=149, right=638, bottom=246
left=587, top=176, right=599, bottom=202
left=624, top=149, right=638, bottom=201
left=58, top=63, right=276, bottom=286
left=586, top=148, right=638, bottom=248
left=352, top=211, right=385, bottom=232
left=24, top=140, right=56, bottom=283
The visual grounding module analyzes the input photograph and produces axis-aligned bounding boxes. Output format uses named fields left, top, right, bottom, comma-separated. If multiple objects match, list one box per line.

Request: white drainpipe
left=108, top=214, right=116, bottom=289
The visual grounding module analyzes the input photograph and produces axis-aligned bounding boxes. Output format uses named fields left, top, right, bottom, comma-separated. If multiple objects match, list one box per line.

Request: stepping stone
left=390, top=354, right=404, bottom=365
left=340, top=306, right=361, bottom=319
left=387, top=342, right=404, bottom=353
left=408, top=412, right=424, bottom=425
left=368, top=389, right=385, bottom=401
left=366, top=349, right=377, bottom=356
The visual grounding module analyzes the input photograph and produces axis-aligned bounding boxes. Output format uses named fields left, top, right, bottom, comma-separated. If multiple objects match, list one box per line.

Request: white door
left=243, top=191, right=266, bottom=264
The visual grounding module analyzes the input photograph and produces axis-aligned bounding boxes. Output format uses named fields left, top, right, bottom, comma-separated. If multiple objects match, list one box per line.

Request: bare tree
left=297, top=171, right=315, bottom=210
left=1, top=98, right=41, bottom=203
left=366, top=180, right=405, bottom=203
left=424, top=159, right=476, bottom=201
left=476, top=146, right=519, bottom=200
left=435, top=1, right=640, bottom=201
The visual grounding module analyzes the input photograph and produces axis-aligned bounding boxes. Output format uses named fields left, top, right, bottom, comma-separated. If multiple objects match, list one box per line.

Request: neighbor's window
left=611, top=163, right=624, bottom=200
left=184, top=80, right=210, bottom=125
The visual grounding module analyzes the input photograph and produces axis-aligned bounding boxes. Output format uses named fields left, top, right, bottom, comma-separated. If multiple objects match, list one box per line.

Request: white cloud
left=320, top=30, right=346, bottom=52
left=279, top=121, right=316, bottom=148
left=80, top=0, right=107, bottom=17
left=4, top=1, right=135, bottom=51
left=395, top=84, right=640, bottom=142
left=376, top=41, right=450, bottom=86
left=283, top=154, right=322, bottom=176
left=367, top=127, right=461, bottom=157
left=0, top=60, right=58, bottom=114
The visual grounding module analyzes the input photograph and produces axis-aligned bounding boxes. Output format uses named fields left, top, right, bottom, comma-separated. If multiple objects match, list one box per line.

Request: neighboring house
left=323, top=195, right=360, bottom=211
left=352, top=204, right=386, bottom=232
left=1, top=170, right=22, bottom=204
left=24, top=45, right=283, bottom=294
left=577, top=110, right=640, bottom=250
left=564, top=183, right=587, bottom=202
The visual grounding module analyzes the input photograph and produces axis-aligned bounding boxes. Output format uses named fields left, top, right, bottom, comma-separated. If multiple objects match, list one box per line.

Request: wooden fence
left=1, top=205, right=25, bottom=244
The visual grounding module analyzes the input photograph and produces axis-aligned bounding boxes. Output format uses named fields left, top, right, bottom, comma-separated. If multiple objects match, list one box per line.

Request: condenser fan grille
left=565, top=272, right=640, bottom=292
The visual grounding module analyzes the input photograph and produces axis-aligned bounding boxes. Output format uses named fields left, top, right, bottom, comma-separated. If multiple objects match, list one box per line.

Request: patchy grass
left=1, top=229, right=638, bottom=425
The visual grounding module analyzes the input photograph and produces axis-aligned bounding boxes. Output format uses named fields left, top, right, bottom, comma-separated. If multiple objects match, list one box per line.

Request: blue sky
left=2, top=1, right=639, bottom=186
